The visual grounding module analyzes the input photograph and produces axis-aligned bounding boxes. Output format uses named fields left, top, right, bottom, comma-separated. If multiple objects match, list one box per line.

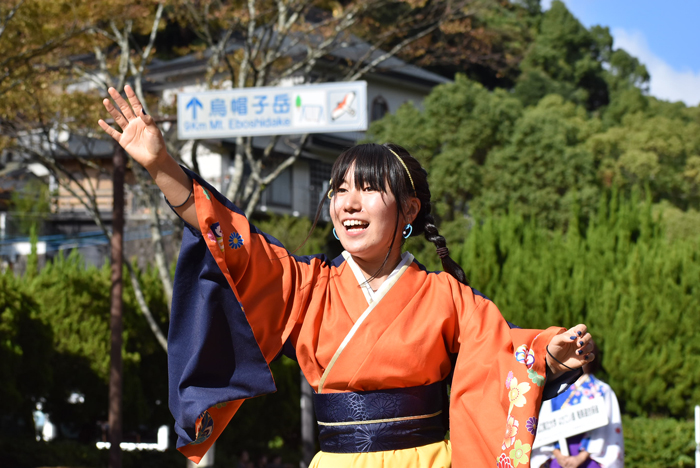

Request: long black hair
left=307, top=143, right=468, bottom=285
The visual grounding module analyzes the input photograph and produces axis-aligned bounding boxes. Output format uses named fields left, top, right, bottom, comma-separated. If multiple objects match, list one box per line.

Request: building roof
left=145, top=32, right=449, bottom=89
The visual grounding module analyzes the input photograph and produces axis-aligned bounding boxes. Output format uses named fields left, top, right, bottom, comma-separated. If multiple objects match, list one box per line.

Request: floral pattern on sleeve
left=509, top=440, right=531, bottom=467
left=501, top=415, right=519, bottom=450
left=507, top=377, right=531, bottom=413
left=497, top=335, right=550, bottom=468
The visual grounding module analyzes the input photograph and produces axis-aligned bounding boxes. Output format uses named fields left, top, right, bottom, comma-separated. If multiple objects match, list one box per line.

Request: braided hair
left=308, top=142, right=468, bottom=286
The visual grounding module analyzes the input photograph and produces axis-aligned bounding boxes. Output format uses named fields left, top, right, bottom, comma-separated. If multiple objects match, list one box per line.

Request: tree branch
left=0, top=0, right=24, bottom=43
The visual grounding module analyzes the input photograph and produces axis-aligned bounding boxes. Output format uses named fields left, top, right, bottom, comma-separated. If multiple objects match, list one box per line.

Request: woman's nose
left=343, top=189, right=362, bottom=212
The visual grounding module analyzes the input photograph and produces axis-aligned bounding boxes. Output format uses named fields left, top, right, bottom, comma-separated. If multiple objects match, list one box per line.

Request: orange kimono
left=168, top=172, right=570, bottom=468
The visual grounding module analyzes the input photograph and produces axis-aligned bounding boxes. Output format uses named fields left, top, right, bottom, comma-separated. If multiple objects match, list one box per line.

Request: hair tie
left=386, top=147, right=416, bottom=197
left=436, top=247, right=449, bottom=259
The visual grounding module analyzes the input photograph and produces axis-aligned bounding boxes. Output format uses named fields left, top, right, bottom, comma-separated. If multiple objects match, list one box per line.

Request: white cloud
left=611, top=28, right=700, bottom=106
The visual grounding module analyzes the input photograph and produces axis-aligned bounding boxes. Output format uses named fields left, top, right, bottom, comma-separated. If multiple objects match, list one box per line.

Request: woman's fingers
left=102, top=98, right=129, bottom=131
left=108, top=87, right=136, bottom=121
left=124, top=85, right=146, bottom=117
left=569, top=324, right=588, bottom=339
left=579, top=338, right=595, bottom=360
left=574, top=331, right=591, bottom=354
left=98, top=119, right=121, bottom=142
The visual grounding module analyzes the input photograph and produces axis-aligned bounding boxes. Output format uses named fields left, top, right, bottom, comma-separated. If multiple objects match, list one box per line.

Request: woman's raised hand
left=98, top=85, right=198, bottom=227
left=98, top=85, right=166, bottom=170
left=546, top=324, right=594, bottom=374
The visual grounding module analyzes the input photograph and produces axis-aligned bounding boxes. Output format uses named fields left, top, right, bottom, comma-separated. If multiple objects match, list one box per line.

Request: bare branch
left=141, top=2, right=164, bottom=65
left=244, top=134, right=309, bottom=217
left=126, top=262, right=168, bottom=351
left=0, top=0, right=24, bottom=43
left=261, top=135, right=308, bottom=185
left=346, top=21, right=444, bottom=81
left=91, top=26, right=119, bottom=43
left=262, top=135, right=280, bottom=160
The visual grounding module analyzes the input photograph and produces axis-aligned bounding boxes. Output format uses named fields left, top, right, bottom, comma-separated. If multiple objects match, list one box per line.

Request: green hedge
left=455, top=193, right=700, bottom=419
left=623, top=416, right=696, bottom=468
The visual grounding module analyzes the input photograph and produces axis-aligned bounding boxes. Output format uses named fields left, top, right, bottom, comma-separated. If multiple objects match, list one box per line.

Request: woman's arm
left=98, top=85, right=199, bottom=229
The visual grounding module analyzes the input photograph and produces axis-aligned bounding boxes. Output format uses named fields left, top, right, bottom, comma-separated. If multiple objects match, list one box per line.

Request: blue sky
left=541, top=0, right=700, bottom=106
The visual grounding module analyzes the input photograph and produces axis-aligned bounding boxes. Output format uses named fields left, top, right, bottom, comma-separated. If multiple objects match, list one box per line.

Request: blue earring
left=402, top=224, right=413, bottom=239
left=333, top=228, right=339, bottom=240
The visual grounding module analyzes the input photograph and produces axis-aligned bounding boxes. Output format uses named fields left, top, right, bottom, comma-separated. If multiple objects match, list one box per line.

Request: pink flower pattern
left=505, top=371, right=514, bottom=389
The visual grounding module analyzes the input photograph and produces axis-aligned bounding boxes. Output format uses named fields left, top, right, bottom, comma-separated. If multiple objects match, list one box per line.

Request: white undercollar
left=342, top=251, right=414, bottom=304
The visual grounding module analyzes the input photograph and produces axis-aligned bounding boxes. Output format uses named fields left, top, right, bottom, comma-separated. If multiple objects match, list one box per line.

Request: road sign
left=177, top=81, right=367, bottom=139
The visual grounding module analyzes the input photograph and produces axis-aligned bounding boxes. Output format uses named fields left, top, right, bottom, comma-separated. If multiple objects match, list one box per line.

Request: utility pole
left=300, top=372, right=315, bottom=468
left=108, top=144, right=126, bottom=468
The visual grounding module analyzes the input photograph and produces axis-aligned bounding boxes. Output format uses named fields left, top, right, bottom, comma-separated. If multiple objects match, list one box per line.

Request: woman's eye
left=363, top=186, right=375, bottom=192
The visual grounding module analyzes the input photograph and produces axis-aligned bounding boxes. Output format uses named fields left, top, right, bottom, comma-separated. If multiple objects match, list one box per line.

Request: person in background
left=266, top=455, right=283, bottom=468
left=237, top=450, right=250, bottom=468
left=531, top=343, right=624, bottom=468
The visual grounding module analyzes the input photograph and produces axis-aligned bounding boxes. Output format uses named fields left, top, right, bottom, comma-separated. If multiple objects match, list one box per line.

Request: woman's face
left=330, top=166, right=404, bottom=266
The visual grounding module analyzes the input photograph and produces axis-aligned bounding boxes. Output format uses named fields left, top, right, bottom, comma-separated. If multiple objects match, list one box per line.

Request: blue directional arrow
left=186, top=97, right=203, bottom=119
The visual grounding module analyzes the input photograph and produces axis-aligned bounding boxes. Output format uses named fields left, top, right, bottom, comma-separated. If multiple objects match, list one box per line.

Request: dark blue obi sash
left=313, top=382, right=447, bottom=453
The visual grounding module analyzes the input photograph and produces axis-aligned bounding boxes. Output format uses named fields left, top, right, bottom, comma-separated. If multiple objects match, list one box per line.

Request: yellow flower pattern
left=507, top=376, right=531, bottom=413
left=509, top=440, right=531, bottom=467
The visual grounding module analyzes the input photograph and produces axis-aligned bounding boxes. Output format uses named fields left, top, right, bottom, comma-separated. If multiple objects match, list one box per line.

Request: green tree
left=458, top=193, right=700, bottom=418
left=588, top=110, right=700, bottom=209
left=513, top=1, right=649, bottom=113
left=514, top=1, right=609, bottom=109
left=369, top=75, right=523, bottom=221
left=28, top=250, right=170, bottom=441
left=9, top=179, right=51, bottom=236
left=476, top=95, right=600, bottom=228
left=0, top=272, right=53, bottom=438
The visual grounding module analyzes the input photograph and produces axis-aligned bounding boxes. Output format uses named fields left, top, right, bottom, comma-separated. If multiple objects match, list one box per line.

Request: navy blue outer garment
left=168, top=170, right=277, bottom=449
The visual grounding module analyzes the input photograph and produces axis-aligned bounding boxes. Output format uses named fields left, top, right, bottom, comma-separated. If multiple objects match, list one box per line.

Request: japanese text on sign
left=532, top=397, right=609, bottom=448
left=177, top=81, right=367, bottom=139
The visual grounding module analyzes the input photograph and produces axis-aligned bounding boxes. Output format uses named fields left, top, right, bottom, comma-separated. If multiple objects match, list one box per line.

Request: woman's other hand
left=553, top=448, right=589, bottom=468
left=547, top=324, right=594, bottom=375
left=98, top=85, right=167, bottom=170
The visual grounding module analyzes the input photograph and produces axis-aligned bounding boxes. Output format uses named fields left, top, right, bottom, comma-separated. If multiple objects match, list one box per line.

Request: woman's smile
left=342, top=218, right=370, bottom=235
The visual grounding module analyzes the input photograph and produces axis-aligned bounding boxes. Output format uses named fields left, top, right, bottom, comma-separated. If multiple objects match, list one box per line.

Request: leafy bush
left=623, top=416, right=696, bottom=468
left=465, top=194, right=700, bottom=418
left=0, top=272, right=53, bottom=437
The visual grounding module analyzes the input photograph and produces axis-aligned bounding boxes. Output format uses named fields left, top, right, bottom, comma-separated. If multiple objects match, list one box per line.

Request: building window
left=371, top=96, right=389, bottom=121
left=268, top=167, right=292, bottom=207
left=309, top=160, right=333, bottom=220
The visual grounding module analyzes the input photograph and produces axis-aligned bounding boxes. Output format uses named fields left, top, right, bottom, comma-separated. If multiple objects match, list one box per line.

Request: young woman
left=99, top=86, right=595, bottom=468
left=531, top=344, right=624, bottom=468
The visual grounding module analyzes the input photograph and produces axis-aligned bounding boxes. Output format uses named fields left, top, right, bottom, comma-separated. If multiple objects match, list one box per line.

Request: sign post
left=695, top=405, right=699, bottom=468
left=177, top=81, right=367, bottom=140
